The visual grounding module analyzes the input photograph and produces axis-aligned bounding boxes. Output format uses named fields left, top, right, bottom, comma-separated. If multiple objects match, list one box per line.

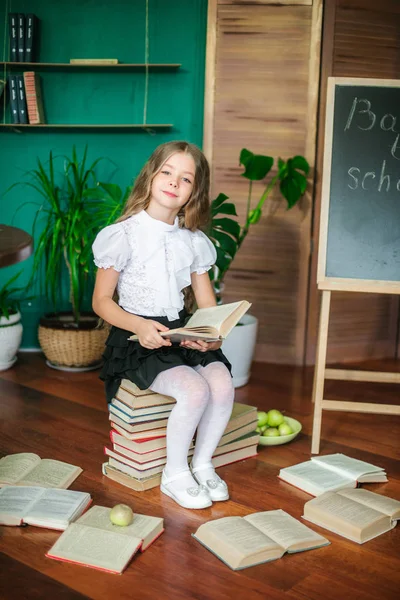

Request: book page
left=244, top=510, right=329, bottom=551
left=47, top=522, right=141, bottom=572
left=24, top=489, right=90, bottom=523
left=0, top=486, right=43, bottom=519
left=304, top=492, right=387, bottom=528
left=185, top=301, right=245, bottom=331
left=0, top=453, right=41, bottom=485
left=198, top=516, right=280, bottom=555
left=280, top=461, right=355, bottom=494
left=312, top=454, right=384, bottom=479
left=337, top=489, right=400, bottom=518
left=76, top=505, right=163, bottom=540
left=19, top=459, right=81, bottom=488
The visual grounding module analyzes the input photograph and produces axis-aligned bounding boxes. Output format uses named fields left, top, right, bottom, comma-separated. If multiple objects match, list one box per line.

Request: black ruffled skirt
left=100, top=309, right=232, bottom=403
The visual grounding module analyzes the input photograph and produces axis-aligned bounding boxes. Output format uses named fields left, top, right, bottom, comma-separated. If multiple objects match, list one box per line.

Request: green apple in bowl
left=257, top=411, right=269, bottom=428
left=263, top=427, right=280, bottom=437
left=267, top=409, right=284, bottom=427
left=278, top=422, right=293, bottom=436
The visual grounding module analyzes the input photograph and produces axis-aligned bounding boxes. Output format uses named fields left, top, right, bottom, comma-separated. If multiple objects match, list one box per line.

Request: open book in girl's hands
left=128, top=300, right=252, bottom=343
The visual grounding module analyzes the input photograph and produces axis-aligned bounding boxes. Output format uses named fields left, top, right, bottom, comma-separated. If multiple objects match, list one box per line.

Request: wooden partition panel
left=206, top=0, right=321, bottom=364
left=306, top=0, right=400, bottom=364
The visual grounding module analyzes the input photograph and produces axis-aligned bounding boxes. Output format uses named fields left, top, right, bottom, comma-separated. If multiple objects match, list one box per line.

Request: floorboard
left=0, top=353, right=399, bottom=600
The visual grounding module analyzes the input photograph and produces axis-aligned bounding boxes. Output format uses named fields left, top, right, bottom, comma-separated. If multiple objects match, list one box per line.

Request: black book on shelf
left=16, top=75, right=28, bottom=124
left=24, top=14, right=39, bottom=63
left=8, top=75, right=19, bottom=123
left=8, top=13, right=18, bottom=62
left=17, top=13, right=25, bottom=63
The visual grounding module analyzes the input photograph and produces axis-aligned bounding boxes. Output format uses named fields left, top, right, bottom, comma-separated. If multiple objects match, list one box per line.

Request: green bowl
left=257, top=416, right=302, bottom=446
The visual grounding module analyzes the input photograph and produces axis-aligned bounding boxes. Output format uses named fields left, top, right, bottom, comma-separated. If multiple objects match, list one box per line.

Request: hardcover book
left=108, top=402, right=173, bottom=424
left=278, top=454, right=387, bottom=496
left=0, top=453, right=83, bottom=489
left=303, top=488, right=400, bottom=544
left=119, top=379, right=158, bottom=397
left=23, top=71, right=46, bottom=124
left=16, top=74, right=28, bottom=123
left=193, top=510, right=329, bottom=570
left=24, top=14, right=38, bottom=62
left=17, top=13, right=25, bottom=62
left=46, top=505, right=164, bottom=574
left=8, top=75, right=19, bottom=123
left=128, top=301, right=251, bottom=342
left=109, top=413, right=169, bottom=434
left=115, top=387, right=175, bottom=410
left=0, top=486, right=91, bottom=529
left=8, top=13, right=18, bottom=62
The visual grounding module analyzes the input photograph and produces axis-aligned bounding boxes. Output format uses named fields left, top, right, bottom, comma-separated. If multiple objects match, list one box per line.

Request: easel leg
left=311, top=290, right=331, bottom=454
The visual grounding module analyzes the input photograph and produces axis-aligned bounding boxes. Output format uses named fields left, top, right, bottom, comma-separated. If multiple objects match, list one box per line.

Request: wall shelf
left=1, top=61, right=181, bottom=71
left=0, top=123, right=173, bottom=130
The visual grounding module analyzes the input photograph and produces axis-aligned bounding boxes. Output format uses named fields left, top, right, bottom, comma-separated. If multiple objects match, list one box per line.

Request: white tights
left=150, top=362, right=234, bottom=491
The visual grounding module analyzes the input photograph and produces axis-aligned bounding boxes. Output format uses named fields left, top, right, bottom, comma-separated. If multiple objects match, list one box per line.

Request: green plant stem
left=239, top=173, right=279, bottom=248
left=246, top=180, right=253, bottom=223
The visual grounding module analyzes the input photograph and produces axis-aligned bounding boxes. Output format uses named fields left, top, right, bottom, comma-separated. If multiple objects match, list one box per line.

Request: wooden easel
left=311, top=77, right=400, bottom=454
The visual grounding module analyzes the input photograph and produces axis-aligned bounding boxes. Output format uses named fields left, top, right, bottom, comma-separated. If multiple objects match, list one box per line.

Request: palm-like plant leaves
left=10, top=146, right=126, bottom=325
left=208, top=148, right=309, bottom=299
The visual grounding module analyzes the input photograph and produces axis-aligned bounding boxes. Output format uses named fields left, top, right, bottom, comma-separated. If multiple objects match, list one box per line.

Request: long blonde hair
left=117, top=141, right=211, bottom=231
left=118, top=141, right=212, bottom=313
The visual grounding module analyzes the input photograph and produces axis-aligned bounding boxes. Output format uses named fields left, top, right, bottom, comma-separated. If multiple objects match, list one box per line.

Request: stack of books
left=8, top=72, right=45, bottom=125
left=103, top=379, right=260, bottom=491
left=8, top=13, right=38, bottom=63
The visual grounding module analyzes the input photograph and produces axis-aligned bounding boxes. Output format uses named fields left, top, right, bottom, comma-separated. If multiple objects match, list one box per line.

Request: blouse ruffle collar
left=134, top=210, right=193, bottom=320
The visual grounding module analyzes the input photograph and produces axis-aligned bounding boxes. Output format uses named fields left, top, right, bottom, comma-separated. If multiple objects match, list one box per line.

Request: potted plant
left=208, top=149, right=309, bottom=386
left=0, top=272, right=24, bottom=370
left=9, top=147, right=128, bottom=371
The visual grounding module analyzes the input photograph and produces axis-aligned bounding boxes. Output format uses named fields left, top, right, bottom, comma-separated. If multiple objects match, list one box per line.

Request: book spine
left=8, top=75, right=19, bottom=123
left=23, top=72, right=45, bottom=124
left=8, top=13, right=18, bottom=62
left=24, top=14, right=37, bottom=63
left=16, top=75, right=28, bottom=124
left=17, top=14, right=25, bottom=63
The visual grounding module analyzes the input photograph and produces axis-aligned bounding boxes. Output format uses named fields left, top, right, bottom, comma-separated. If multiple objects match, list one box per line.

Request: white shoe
left=160, top=469, right=212, bottom=509
left=191, top=464, right=229, bottom=502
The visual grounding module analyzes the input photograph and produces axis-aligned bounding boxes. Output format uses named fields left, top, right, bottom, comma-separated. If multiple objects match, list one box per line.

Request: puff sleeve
left=190, top=230, right=217, bottom=274
left=92, top=223, right=130, bottom=272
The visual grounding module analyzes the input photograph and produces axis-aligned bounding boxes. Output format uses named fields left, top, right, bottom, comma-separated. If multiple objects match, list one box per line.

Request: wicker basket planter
left=38, top=312, right=109, bottom=369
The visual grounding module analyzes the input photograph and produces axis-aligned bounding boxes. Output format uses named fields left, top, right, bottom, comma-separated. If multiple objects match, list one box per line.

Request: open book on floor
left=192, top=509, right=329, bottom=570
left=0, top=453, right=83, bottom=489
left=278, top=453, right=387, bottom=496
left=128, top=300, right=251, bottom=342
left=0, top=486, right=91, bottom=529
left=303, top=488, right=400, bottom=544
left=46, top=505, right=164, bottom=574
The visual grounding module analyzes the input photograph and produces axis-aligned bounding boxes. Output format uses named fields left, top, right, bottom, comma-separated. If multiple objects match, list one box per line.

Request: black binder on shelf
left=8, top=75, right=19, bottom=123
left=8, top=13, right=18, bottom=62
left=16, top=75, right=28, bottom=124
left=17, top=13, right=25, bottom=62
left=25, top=14, right=38, bottom=63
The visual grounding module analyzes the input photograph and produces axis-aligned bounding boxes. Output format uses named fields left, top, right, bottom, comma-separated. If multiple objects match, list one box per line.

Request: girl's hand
left=180, top=339, right=222, bottom=352
left=134, top=319, right=172, bottom=349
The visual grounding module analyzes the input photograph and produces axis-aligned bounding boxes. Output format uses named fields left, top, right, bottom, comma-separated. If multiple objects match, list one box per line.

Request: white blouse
left=92, top=209, right=216, bottom=321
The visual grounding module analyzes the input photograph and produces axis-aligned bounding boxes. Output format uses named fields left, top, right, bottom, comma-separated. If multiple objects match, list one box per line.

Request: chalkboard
left=318, top=77, right=400, bottom=293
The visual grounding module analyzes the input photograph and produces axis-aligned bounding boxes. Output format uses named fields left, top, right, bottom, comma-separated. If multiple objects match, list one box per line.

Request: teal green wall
left=0, top=0, right=208, bottom=348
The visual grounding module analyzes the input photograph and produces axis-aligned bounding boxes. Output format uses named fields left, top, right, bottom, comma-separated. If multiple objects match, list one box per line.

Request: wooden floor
left=0, top=353, right=399, bottom=600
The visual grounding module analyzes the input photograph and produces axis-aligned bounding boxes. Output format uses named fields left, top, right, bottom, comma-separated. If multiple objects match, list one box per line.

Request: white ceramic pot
left=0, top=311, right=23, bottom=371
left=221, top=313, right=258, bottom=387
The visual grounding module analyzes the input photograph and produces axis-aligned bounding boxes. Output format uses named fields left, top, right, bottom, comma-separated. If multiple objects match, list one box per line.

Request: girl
left=92, top=141, right=235, bottom=510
